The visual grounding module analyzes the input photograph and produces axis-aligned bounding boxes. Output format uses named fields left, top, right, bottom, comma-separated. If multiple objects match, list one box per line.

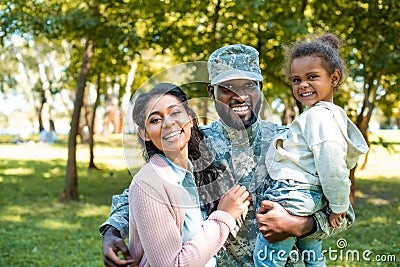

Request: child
left=128, top=83, right=250, bottom=266
left=253, top=34, right=369, bottom=266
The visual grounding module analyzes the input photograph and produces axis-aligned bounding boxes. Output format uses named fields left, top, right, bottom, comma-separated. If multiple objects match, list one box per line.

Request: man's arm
left=100, top=188, right=134, bottom=267
left=256, top=200, right=354, bottom=243
left=99, top=189, right=130, bottom=238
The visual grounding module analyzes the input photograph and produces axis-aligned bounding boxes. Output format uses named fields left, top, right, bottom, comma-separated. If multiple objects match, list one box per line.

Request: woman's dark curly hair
left=132, top=83, right=219, bottom=214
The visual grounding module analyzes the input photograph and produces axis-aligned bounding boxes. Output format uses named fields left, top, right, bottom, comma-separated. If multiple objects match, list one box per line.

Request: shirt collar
left=154, top=154, right=193, bottom=184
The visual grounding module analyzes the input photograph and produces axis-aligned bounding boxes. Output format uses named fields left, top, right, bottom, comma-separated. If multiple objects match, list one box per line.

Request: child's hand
left=329, top=212, right=346, bottom=228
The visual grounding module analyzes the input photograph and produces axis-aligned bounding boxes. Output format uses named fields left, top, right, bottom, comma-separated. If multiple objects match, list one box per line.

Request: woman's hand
left=217, top=185, right=250, bottom=220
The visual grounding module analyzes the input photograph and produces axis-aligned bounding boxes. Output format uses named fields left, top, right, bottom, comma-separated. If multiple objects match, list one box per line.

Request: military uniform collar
left=217, top=119, right=260, bottom=146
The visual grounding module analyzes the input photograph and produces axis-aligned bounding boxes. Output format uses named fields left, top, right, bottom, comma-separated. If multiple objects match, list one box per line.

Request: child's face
left=140, top=94, right=192, bottom=157
left=290, top=56, right=340, bottom=107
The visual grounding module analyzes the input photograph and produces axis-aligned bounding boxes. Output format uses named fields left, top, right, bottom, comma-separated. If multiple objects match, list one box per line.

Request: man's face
left=208, top=79, right=262, bottom=129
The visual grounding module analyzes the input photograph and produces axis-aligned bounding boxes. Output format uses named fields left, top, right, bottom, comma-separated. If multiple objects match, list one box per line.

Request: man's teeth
left=301, top=92, right=314, bottom=97
left=232, top=106, right=249, bottom=112
left=164, top=130, right=181, bottom=140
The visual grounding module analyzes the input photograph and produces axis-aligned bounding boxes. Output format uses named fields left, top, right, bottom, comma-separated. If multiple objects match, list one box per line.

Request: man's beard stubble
left=214, top=100, right=261, bottom=130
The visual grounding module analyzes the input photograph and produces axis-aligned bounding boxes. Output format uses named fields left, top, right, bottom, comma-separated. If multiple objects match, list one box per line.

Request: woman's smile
left=163, top=129, right=184, bottom=141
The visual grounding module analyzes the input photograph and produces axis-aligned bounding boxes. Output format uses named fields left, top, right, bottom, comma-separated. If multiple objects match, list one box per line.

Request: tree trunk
left=14, top=49, right=41, bottom=133
left=38, top=100, right=45, bottom=132
left=60, top=39, right=93, bottom=202
left=119, top=61, right=137, bottom=133
left=349, top=167, right=356, bottom=208
left=281, top=96, right=296, bottom=126
left=349, top=79, right=375, bottom=207
left=202, top=97, right=208, bottom=125
left=359, top=149, right=370, bottom=170
left=35, top=44, right=57, bottom=134
left=102, top=90, right=119, bottom=135
left=259, top=99, right=268, bottom=121
left=89, top=75, right=101, bottom=169
left=118, top=107, right=125, bottom=134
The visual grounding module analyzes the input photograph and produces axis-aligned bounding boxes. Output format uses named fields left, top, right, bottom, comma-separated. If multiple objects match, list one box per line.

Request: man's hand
left=256, top=200, right=315, bottom=243
left=102, top=226, right=135, bottom=267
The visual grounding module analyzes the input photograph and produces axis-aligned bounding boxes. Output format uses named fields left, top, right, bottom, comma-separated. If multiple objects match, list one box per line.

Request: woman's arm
left=130, top=181, right=236, bottom=266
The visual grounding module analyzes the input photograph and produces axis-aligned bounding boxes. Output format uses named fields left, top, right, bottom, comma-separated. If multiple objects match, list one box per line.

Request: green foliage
left=2, top=0, right=399, bottom=123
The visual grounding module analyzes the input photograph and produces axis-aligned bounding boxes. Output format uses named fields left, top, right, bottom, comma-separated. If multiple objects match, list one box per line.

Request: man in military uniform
left=100, top=44, right=354, bottom=267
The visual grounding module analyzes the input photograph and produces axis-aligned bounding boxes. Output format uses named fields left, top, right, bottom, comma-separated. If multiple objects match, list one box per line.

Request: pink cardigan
left=128, top=155, right=236, bottom=267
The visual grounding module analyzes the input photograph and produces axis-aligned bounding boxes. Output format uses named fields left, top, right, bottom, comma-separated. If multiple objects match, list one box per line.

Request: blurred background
left=0, top=1, right=399, bottom=266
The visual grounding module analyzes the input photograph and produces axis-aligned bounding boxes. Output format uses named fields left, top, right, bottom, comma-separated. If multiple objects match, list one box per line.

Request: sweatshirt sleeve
left=129, top=180, right=235, bottom=267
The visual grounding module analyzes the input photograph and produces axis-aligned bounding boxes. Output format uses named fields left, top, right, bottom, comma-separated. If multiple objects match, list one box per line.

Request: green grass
left=315, top=130, right=400, bottom=266
left=0, top=134, right=135, bottom=267
left=0, top=131, right=399, bottom=266
left=323, top=176, right=400, bottom=266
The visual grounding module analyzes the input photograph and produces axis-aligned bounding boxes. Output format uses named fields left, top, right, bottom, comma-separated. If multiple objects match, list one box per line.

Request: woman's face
left=140, top=94, right=192, bottom=158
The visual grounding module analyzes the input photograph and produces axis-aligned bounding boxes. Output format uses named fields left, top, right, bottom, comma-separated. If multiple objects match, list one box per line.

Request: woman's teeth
left=164, top=130, right=182, bottom=140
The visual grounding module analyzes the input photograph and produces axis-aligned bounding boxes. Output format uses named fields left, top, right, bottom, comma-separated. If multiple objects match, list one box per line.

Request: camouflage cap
left=207, top=44, right=263, bottom=85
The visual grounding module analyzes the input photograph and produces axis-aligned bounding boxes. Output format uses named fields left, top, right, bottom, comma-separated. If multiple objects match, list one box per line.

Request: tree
left=51, top=1, right=139, bottom=200
left=60, top=39, right=93, bottom=200
left=88, top=74, right=101, bottom=169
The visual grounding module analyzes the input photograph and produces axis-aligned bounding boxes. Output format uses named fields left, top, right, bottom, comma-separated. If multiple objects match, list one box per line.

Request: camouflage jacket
left=99, top=119, right=355, bottom=266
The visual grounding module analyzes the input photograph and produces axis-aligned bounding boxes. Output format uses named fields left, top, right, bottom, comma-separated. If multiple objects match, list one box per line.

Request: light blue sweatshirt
left=265, top=101, right=369, bottom=214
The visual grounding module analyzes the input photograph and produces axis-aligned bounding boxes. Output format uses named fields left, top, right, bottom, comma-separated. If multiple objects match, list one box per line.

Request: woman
left=128, top=83, right=250, bottom=266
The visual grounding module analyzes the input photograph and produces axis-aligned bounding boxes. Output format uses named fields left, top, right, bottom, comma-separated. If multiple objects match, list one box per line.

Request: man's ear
left=331, top=70, right=341, bottom=87
left=138, top=128, right=150, bottom=141
left=207, top=84, right=215, bottom=99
